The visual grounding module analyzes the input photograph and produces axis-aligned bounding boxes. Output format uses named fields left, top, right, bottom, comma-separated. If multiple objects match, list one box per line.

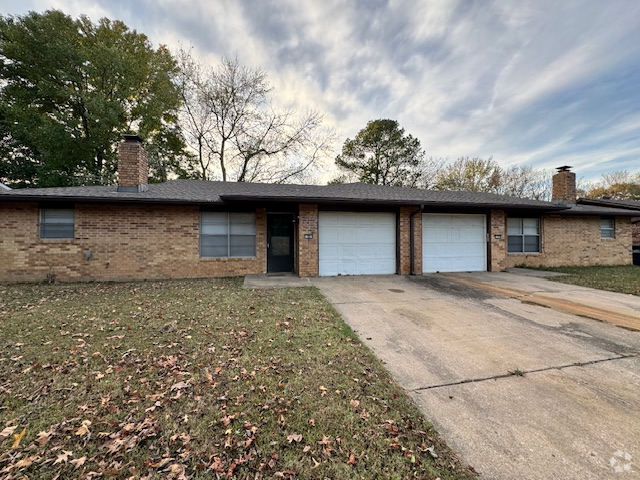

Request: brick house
left=0, top=137, right=635, bottom=282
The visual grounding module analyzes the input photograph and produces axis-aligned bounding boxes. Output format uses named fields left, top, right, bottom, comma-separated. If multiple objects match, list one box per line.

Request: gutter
left=409, top=205, right=424, bottom=275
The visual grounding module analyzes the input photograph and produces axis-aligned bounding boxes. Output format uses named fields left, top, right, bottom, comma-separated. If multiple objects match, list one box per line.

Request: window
left=201, top=212, right=256, bottom=257
left=507, top=218, right=540, bottom=253
left=600, top=217, right=615, bottom=239
left=40, top=208, right=74, bottom=239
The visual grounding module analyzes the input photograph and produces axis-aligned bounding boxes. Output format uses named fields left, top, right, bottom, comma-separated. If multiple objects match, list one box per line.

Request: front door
left=267, top=214, right=295, bottom=273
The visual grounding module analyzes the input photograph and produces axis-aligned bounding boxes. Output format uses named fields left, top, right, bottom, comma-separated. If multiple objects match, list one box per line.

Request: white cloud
left=2, top=0, right=639, bottom=181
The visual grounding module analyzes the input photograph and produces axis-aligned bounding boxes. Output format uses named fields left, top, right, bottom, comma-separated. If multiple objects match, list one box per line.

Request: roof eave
left=219, top=194, right=564, bottom=210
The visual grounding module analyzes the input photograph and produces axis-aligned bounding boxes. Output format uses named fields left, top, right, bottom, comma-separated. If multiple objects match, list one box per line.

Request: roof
left=578, top=198, right=640, bottom=211
left=0, top=180, right=563, bottom=210
left=0, top=179, right=635, bottom=215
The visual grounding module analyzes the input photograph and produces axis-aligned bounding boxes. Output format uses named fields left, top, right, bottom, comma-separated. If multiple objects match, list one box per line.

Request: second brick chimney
left=117, top=135, right=149, bottom=193
left=552, top=166, right=576, bottom=205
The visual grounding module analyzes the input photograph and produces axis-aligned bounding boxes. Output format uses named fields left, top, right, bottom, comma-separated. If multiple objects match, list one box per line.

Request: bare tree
left=582, top=170, right=640, bottom=199
left=434, top=157, right=502, bottom=192
left=496, top=165, right=552, bottom=201
left=433, top=158, right=553, bottom=200
left=176, top=49, right=335, bottom=183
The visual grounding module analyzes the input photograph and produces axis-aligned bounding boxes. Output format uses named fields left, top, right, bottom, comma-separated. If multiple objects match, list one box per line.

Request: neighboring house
left=0, top=136, right=636, bottom=282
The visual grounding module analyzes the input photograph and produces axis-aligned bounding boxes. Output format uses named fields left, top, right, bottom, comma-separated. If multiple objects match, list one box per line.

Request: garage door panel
left=423, top=214, right=486, bottom=273
left=319, top=212, right=396, bottom=276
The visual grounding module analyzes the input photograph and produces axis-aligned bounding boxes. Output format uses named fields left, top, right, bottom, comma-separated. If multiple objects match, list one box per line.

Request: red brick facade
left=0, top=202, right=633, bottom=283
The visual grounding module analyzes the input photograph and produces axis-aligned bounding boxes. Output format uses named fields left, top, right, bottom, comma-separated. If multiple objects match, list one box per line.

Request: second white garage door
left=319, top=212, right=396, bottom=276
left=423, top=214, right=487, bottom=273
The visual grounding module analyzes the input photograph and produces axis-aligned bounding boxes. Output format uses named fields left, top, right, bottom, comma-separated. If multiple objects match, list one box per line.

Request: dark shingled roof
left=0, top=180, right=562, bottom=209
left=0, top=180, right=635, bottom=215
left=578, top=198, right=640, bottom=211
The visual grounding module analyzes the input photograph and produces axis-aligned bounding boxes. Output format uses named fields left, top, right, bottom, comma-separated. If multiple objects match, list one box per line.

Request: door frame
left=266, top=212, right=296, bottom=273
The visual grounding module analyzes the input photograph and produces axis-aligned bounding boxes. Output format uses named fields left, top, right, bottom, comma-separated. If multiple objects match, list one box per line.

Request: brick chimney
left=117, top=135, right=149, bottom=192
left=552, top=166, right=576, bottom=205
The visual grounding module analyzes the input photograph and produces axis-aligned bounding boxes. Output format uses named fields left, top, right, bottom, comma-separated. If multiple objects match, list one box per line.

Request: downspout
left=409, top=205, right=424, bottom=275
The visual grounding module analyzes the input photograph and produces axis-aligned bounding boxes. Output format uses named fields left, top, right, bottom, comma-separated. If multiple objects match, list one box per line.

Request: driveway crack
left=412, top=353, right=638, bottom=392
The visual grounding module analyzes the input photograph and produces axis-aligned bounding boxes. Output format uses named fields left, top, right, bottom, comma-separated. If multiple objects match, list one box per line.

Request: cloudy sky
left=2, top=0, right=639, bottom=181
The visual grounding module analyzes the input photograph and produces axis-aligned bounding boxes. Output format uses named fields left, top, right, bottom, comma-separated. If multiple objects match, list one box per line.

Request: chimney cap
left=123, top=134, right=143, bottom=143
left=556, top=165, right=573, bottom=172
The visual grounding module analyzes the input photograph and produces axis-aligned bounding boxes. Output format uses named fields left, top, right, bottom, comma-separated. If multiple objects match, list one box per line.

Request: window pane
left=229, top=235, right=256, bottom=257
left=523, top=218, right=539, bottom=235
left=507, top=218, right=522, bottom=235
left=40, top=208, right=74, bottom=238
left=41, top=224, right=74, bottom=239
left=201, top=212, right=228, bottom=235
left=600, top=218, right=614, bottom=238
left=42, top=209, right=74, bottom=224
left=201, top=235, right=228, bottom=257
left=507, top=236, right=523, bottom=253
left=523, top=236, right=540, bottom=252
left=230, top=213, right=256, bottom=235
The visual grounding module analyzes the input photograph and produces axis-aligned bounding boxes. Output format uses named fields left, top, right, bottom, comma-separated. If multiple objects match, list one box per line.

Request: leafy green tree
left=0, top=10, right=183, bottom=187
left=333, top=119, right=425, bottom=187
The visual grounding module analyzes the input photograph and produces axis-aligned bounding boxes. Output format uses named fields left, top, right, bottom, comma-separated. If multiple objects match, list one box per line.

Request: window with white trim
left=40, top=208, right=74, bottom=239
left=600, top=217, right=615, bottom=239
left=507, top=218, right=540, bottom=253
left=200, top=212, right=256, bottom=257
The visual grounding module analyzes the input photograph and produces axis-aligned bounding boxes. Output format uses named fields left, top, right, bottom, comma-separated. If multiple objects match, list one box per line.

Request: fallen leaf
left=170, top=381, right=191, bottom=391
left=0, top=426, right=17, bottom=441
left=12, top=428, right=26, bottom=448
left=36, top=430, right=53, bottom=446
left=15, top=455, right=39, bottom=469
left=75, top=420, right=91, bottom=436
left=350, top=399, right=360, bottom=409
left=70, top=456, right=87, bottom=469
left=287, top=433, right=302, bottom=443
left=347, top=454, right=357, bottom=465
left=53, top=450, right=73, bottom=464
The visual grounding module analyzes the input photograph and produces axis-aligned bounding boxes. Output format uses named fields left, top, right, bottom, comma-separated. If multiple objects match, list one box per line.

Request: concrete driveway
left=311, top=274, right=640, bottom=480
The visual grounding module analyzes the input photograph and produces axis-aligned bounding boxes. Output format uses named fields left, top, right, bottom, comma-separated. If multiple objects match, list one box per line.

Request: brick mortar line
left=412, top=354, right=638, bottom=392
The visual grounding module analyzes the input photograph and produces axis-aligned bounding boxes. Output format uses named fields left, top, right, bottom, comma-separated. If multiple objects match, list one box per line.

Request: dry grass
left=0, top=278, right=475, bottom=479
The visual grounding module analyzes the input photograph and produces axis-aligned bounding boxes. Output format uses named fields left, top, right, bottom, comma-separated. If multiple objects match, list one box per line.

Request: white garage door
left=319, top=212, right=396, bottom=276
left=423, top=214, right=487, bottom=273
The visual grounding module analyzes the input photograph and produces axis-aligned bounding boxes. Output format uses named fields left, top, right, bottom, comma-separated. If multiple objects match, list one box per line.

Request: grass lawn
left=0, top=278, right=475, bottom=479
left=540, top=265, right=640, bottom=295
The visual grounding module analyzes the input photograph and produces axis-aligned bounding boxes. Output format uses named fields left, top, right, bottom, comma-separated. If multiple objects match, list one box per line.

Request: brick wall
left=297, top=204, right=318, bottom=277
left=399, top=207, right=422, bottom=274
left=0, top=203, right=267, bottom=283
left=117, top=139, right=148, bottom=189
left=552, top=170, right=577, bottom=204
left=489, top=209, right=507, bottom=271
left=503, top=215, right=632, bottom=268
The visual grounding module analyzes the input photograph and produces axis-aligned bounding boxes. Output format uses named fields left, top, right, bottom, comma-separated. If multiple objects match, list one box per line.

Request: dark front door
left=267, top=214, right=295, bottom=273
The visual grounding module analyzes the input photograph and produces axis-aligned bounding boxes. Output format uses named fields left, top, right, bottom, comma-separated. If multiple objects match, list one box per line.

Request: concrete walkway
left=311, top=274, right=640, bottom=480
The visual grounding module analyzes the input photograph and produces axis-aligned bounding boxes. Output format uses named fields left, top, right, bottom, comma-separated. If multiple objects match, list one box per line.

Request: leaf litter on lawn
left=0, top=278, right=475, bottom=479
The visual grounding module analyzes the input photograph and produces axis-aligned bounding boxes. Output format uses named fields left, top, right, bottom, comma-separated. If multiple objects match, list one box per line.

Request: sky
left=1, top=0, right=639, bottom=182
